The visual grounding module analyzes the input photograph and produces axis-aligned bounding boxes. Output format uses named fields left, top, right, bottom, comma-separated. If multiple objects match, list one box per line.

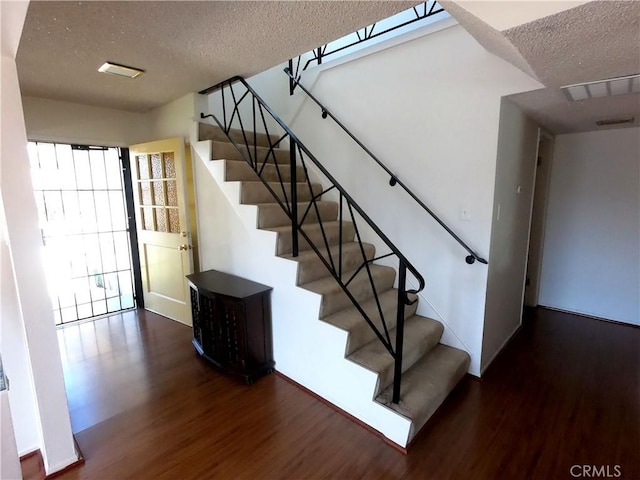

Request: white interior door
left=129, top=138, right=193, bottom=325
left=524, top=136, right=554, bottom=307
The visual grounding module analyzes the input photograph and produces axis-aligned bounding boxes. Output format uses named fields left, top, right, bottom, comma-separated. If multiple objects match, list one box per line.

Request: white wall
left=482, top=99, right=539, bottom=371
left=192, top=143, right=416, bottom=447
left=1, top=203, right=41, bottom=456
left=143, top=92, right=206, bottom=145
left=1, top=1, right=79, bottom=473
left=240, top=24, right=542, bottom=375
left=22, top=96, right=147, bottom=146
left=539, top=128, right=640, bottom=325
left=1, top=389, right=22, bottom=480
left=22, top=92, right=205, bottom=147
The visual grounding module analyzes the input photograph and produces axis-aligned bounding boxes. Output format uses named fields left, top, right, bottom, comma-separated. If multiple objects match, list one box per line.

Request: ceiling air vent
left=595, top=117, right=635, bottom=127
left=561, top=74, right=640, bottom=101
left=98, top=62, right=144, bottom=79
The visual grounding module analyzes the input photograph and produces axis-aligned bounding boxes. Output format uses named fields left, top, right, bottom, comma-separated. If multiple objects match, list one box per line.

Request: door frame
left=524, top=130, right=555, bottom=307
left=120, top=147, right=145, bottom=309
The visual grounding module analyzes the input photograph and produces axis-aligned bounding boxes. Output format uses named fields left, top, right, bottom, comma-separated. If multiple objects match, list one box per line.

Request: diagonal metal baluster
left=257, top=105, right=292, bottom=216
left=346, top=202, right=392, bottom=348
left=297, top=144, right=336, bottom=274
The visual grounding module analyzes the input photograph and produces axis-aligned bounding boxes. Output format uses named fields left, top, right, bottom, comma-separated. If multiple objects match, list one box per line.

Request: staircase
left=196, top=121, right=470, bottom=447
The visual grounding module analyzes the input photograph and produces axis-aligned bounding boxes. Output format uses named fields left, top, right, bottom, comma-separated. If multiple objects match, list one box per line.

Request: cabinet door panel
left=219, top=297, right=246, bottom=369
left=199, top=293, right=218, bottom=358
left=190, top=287, right=202, bottom=347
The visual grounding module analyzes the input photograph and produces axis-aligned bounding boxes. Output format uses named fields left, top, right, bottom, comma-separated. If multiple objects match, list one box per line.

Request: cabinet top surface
left=187, top=270, right=272, bottom=298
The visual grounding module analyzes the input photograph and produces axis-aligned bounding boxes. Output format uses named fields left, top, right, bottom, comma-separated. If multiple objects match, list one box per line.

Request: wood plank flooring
left=23, top=307, right=639, bottom=479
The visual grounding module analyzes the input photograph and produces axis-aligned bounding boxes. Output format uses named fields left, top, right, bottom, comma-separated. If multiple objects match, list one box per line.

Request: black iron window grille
left=28, top=141, right=138, bottom=325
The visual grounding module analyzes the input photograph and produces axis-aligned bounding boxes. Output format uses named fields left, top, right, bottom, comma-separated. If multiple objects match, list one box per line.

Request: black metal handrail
left=288, top=1, right=446, bottom=95
left=284, top=68, right=488, bottom=265
left=200, top=76, right=426, bottom=403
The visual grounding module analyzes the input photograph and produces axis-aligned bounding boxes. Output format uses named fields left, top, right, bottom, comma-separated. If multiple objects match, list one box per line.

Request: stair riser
left=241, top=182, right=322, bottom=205
left=373, top=329, right=442, bottom=397
left=408, top=354, right=469, bottom=439
left=228, top=130, right=282, bottom=150
left=257, top=202, right=338, bottom=229
left=318, top=268, right=396, bottom=318
left=202, top=124, right=471, bottom=450
left=376, top=345, right=471, bottom=445
left=225, top=160, right=305, bottom=183
left=200, top=123, right=280, bottom=149
left=296, top=244, right=375, bottom=285
left=345, top=300, right=418, bottom=356
left=212, top=142, right=290, bottom=165
left=275, top=223, right=355, bottom=256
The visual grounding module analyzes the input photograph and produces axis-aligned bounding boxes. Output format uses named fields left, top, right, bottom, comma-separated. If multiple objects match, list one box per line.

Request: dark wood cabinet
left=187, top=270, right=274, bottom=384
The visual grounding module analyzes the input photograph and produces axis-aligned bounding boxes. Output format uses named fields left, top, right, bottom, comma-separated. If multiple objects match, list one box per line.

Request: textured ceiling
left=443, top=0, right=640, bottom=134
left=503, top=1, right=640, bottom=88
left=508, top=88, right=640, bottom=134
left=17, top=1, right=414, bottom=112
left=16, top=1, right=640, bottom=133
left=439, top=1, right=539, bottom=81
left=454, top=1, right=590, bottom=31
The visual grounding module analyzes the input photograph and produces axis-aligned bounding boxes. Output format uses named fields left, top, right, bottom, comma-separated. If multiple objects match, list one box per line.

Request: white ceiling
left=442, top=0, right=640, bottom=133
left=454, top=0, right=591, bottom=31
left=16, top=1, right=415, bottom=112
left=15, top=1, right=640, bottom=133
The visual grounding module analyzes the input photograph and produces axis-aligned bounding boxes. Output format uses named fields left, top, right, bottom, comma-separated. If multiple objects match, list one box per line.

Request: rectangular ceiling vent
left=561, top=73, right=640, bottom=101
left=98, top=62, right=144, bottom=79
left=595, top=117, right=635, bottom=127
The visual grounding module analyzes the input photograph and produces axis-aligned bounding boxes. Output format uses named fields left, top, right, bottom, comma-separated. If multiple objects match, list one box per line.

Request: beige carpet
left=200, top=122, right=470, bottom=445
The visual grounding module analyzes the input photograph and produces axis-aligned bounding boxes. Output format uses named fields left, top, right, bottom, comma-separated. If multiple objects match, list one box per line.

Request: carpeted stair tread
left=240, top=181, right=323, bottom=205
left=257, top=201, right=338, bottom=229
left=280, top=242, right=376, bottom=285
left=301, top=265, right=396, bottom=318
left=322, top=289, right=418, bottom=355
left=266, top=221, right=356, bottom=256
left=348, top=315, right=444, bottom=396
left=199, top=123, right=280, bottom=148
left=201, top=122, right=471, bottom=449
left=376, top=344, right=470, bottom=442
left=212, top=140, right=290, bottom=164
left=224, top=159, right=305, bottom=183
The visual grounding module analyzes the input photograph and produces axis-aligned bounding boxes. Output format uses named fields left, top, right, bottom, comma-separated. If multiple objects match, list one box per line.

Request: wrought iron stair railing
left=284, top=68, right=488, bottom=265
left=288, top=0, right=446, bottom=95
left=199, top=76, right=425, bottom=403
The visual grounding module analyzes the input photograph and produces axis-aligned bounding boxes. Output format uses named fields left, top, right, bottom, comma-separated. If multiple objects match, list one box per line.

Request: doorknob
left=180, top=231, right=188, bottom=238
left=179, top=244, right=191, bottom=251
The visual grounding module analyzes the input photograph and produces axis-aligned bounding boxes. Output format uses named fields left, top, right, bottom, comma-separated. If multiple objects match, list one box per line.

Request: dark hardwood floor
left=23, top=307, right=639, bottom=479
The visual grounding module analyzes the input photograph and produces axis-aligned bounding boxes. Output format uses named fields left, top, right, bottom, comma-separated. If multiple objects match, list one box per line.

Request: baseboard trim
left=480, top=324, right=523, bottom=376
left=20, top=448, right=46, bottom=479
left=538, top=306, right=640, bottom=329
left=465, top=372, right=482, bottom=383
left=46, top=438, right=85, bottom=479
left=405, top=373, right=471, bottom=450
left=21, top=438, right=85, bottom=480
left=274, top=371, right=408, bottom=455
left=20, top=449, right=41, bottom=461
